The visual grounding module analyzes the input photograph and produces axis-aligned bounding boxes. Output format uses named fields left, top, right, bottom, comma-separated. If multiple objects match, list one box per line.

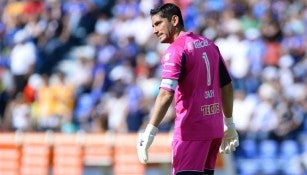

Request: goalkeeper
left=137, top=3, right=239, bottom=175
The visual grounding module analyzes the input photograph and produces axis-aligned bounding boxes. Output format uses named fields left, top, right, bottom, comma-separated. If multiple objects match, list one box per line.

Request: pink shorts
left=172, top=138, right=222, bottom=175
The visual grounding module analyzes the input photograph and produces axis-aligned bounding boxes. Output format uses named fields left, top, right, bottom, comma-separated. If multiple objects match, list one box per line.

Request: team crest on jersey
left=187, top=42, right=194, bottom=51
left=164, top=53, right=171, bottom=62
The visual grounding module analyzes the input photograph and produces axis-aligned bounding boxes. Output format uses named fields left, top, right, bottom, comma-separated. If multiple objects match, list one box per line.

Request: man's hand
left=137, top=124, right=158, bottom=164
left=219, top=117, right=239, bottom=154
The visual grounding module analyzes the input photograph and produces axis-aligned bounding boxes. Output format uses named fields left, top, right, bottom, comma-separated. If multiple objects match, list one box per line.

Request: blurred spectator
left=34, top=74, right=59, bottom=131
left=2, top=0, right=25, bottom=32
left=109, top=60, right=134, bottom=84
left=240, top=8, right=260, bottom=33
left=0, top=60, right=14, bottom=126
left=73, top=87, right=97, bottom=132
left=68, top=46, right=95, bottom=88
left=101, top=80, right=129, bottom=133
left=4, top=92, right=32, bottom=131
left=63, top=0, right=90, bottom=36
left=125, top=76, right=147, bottom=132
left=130, top=11, right=153, bottom=46
left=23, top=0, right=44, bottom=17
left=271, top=96, right=305, bottom=142
left=233, top=90, right=257, bottom=140
left=248, top=82, right=279, bottom=140
left=261, top=12, right=283, bottom=67
left=9, top=29, right=37, bottom=97
left=95, top=13, right=112, bottom=36
left=52, top=71, right=75, bottom=127
left=35, top=0, right=72, bottom=74
left=0, top=88, right=10, bottom=129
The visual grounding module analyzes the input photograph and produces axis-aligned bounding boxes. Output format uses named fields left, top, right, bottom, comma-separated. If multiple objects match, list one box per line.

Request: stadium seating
left=280, top=140, right=300, bottom=159
left=237, top=159, right=259, bottom=175
left=279, top=140, right=302, bottom=175
left=240, top=139, right=258, bottom=159
left=258, top=140, right=278, bottom=159
left=258, top=140, right=279, bottom=174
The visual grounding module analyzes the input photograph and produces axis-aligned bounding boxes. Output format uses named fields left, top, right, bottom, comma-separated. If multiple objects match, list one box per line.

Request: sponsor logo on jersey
left=201, top=103, right=220, bottom=116
left=193, top=39, right=209, bottom=49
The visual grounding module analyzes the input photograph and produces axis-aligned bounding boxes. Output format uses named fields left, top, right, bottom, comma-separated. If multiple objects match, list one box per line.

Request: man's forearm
left=149, top=89, right=174, bottom=127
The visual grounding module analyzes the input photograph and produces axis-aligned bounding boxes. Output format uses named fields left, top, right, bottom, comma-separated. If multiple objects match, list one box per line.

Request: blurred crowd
left=0, top=0, right=306, bottom=173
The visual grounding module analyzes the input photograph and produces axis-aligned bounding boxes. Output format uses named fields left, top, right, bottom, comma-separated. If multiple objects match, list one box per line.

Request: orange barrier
left=216, top=153, right=224, bottom=168
left=113, top=133, right=146, bottom=175
left=0, top=133, right=21, bottom=175
left=83, top=133, right=114, bottom=175
left=20, top=133, right=51, bottom=175
left=147, top=133, right=172, bottom=174
left=52, top=133, right=83, bottom=175
left=0, top=132, right=227, bottom=175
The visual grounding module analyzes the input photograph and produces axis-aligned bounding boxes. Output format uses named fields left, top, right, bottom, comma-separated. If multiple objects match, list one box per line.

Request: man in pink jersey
left=137, top=3, right=239, bottom=175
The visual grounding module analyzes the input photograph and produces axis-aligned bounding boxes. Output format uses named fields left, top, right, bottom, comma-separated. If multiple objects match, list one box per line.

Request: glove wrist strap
left=224, top=117, right=235, bottom=127
left=145, top=124, right=158, bottom=135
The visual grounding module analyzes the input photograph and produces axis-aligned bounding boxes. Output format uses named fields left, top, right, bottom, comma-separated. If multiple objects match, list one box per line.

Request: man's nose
left=153, top=28, right=158, bottom=35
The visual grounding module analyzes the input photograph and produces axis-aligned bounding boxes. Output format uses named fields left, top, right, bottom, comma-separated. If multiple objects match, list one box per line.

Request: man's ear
left=171, top=15, right=179, bottom=27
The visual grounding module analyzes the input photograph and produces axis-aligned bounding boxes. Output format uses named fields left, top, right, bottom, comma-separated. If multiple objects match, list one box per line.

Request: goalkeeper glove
left=137, top=124, right=158, bottom=164
left=219, top=117, right=239, bottom=154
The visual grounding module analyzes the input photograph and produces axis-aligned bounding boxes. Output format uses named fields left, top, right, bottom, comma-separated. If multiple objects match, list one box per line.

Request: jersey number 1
left=202, top=52, right=211, bottom=86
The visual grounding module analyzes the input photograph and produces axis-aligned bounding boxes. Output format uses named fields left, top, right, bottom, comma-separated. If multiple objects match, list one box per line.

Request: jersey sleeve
left=160, top=46, right=183, bottom=91
left=161, top=46, right=184, bottom=80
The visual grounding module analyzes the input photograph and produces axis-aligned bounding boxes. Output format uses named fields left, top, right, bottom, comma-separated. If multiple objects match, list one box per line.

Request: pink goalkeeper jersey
left=160, top=32, right=231, bottom=140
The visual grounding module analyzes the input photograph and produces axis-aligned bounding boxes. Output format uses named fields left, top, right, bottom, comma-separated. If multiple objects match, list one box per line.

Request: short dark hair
left=150, top=3, right=184, bottom=29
